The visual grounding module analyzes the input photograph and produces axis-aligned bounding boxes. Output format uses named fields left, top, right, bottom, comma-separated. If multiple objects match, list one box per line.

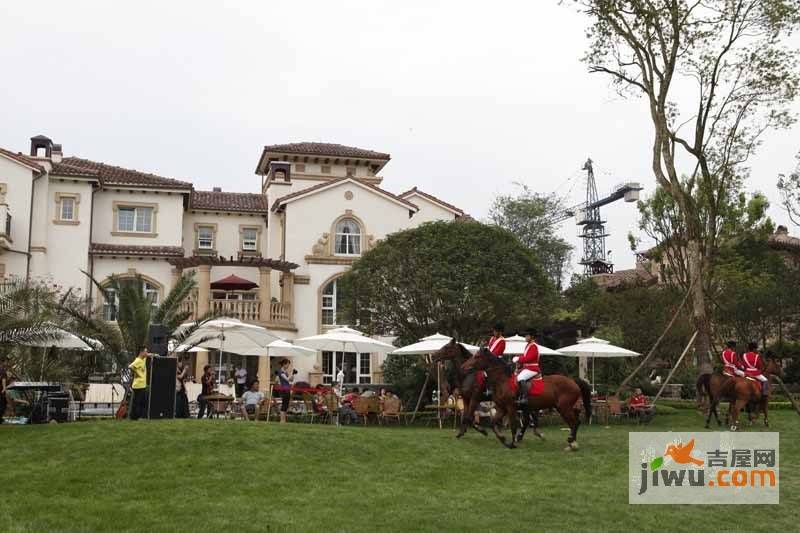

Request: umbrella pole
left=592, top=358, right=595, bottom=394
left=411, top=370, right=431, bottom=424
left=265, top=382, right=274, bottom=423
left=437, top=360, right=442, bottom=430
left=652, top=331, right=698, bottom=405
left=40, top=347, right=47, bottom=382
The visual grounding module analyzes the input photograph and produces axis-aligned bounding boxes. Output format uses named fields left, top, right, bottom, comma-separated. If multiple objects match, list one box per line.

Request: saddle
left=511, top=376, right=545, bottom=398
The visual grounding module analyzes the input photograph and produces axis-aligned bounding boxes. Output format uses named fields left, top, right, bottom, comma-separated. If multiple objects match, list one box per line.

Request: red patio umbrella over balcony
left=210, top=274, right=258, bottom=291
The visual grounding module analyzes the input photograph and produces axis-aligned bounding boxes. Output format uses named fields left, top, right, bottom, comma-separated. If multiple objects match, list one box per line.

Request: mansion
left=0, top=135, right=466, bottom=386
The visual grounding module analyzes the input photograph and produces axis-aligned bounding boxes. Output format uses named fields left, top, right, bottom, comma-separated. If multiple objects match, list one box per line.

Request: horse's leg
left=469, top=393, right=488, bottom=436
left=556, top=400, right=580, bottom=451
left=515, top=410, right=529, bottom=443
left=490, top=402, right=514, bottom=449
left=457, top=395, right=477, bottom=438
left=761, top=395, right=769, bottom=427
left=529, top=409, right=544, bottom=439
left=704, top=397, right=715, bottom=429
left=730, top=398, right=748, bottom=432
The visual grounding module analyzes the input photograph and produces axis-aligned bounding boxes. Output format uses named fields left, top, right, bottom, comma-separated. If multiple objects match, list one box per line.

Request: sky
left=1, top=1, right=797, bottom=276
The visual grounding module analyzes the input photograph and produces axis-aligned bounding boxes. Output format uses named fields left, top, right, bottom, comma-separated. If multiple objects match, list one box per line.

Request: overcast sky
left=1, top=1, right=797, bottom=275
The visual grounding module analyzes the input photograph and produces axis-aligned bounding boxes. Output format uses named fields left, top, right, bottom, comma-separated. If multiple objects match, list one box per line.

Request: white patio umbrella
left=294, top=326, right=395, bottom=354
left=257, top=339, right=317, bottom=358
left=389, top=333, right=479, bottom=356
left=504, top=334, right=561, bottom=356
left=23, top=325, right=103, bottom=380
left=557, top=337, right=640, bottom=392
left=174, top=318, right=281, bottom=382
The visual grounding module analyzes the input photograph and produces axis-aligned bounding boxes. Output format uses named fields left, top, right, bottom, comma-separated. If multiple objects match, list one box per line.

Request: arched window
left=102, top=279, right=160, bottom=321
left=321, top=279, right=338, bottom=326
left=334, top=218, right=361, bottom=256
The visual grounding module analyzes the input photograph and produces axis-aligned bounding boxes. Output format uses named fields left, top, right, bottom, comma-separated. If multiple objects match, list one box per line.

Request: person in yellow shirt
left=128, top=348, right=150, bottom=420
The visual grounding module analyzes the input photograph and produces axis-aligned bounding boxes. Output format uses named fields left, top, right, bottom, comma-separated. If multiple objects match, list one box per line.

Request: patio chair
left=379, top=396, right=404, bottom=425
left=353, top=397, right=373, bottom=425
left=302, top=393, right=321, bottom=424
left=322, top=392, right=339, bottom=425
left=606, top=396, right=625, bottom=424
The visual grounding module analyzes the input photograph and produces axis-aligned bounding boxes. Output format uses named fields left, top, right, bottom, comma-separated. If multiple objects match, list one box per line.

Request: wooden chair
left=302, top=393, right=321, bottom=424
left=606, top=396, right=624, bottom=423
left=379, top=396, right=404, bottom=425
left=353, top=397, right=371, bottom=425
left=323, top=392, right=339, bottom=425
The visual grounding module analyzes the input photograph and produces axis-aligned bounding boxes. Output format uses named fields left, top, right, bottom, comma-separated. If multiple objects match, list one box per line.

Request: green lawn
left=1, top=410, right=797, bottom=532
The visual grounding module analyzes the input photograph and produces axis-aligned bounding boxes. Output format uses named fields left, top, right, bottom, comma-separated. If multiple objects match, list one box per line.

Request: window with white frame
left=102, top=281, right=160, bottom=321
left=59, top=197, right=75, bottom=221
left=321, top=280, right=337, bottom=326
left=197, top=226, right=214, bottom=250
left=241, top=227, right=258, bottom=252
left=321, top=351, right=371, bottom=384
left=117, top=206, right=153, bottom=233
left=334, top=218, right=361, bottom=256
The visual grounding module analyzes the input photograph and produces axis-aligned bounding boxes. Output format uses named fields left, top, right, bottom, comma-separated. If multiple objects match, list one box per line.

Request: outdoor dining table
left=205, top=393, right=235, bottom=418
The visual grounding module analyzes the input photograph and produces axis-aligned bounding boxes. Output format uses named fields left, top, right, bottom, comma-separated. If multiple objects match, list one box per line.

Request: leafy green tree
left=575, top=0, right=800, bottom=367
left=778, top=154, right=800, bottom=226
left=489, top=185, right=573, bottom=289
left=338, top=220, right=557, bottom=346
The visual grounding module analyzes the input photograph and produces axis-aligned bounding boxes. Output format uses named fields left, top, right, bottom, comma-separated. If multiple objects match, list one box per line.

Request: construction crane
left=552, top=158, right=643, bottom=276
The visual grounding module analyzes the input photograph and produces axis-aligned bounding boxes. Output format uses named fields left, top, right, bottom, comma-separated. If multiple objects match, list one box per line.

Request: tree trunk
left=687, top=240, right=713, bottom=374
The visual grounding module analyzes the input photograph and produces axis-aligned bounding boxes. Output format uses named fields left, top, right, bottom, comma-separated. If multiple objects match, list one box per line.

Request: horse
left=700, top=358, right=783, bottom=431
left=461, top=348, right=592, bottom=450
left=433, top=339, right=489, bottom=438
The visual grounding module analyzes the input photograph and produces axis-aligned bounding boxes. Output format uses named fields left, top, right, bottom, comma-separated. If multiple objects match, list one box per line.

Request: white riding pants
left=517, top=369, right=539, bottom=382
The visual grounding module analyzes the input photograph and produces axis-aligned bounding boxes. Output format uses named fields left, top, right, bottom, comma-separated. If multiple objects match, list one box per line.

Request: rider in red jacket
left=512, top=330, right=540, bottom=403
left=721, top=340, right=743, bottom=377
left=486, top=323, right=506, bottom=357
left=741, top=342, right=768, bottom=395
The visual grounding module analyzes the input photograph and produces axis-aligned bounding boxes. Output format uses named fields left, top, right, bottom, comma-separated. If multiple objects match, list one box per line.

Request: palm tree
left=60, top=271, right=216, bottom=365
left=0, top=280, right=66, bottom=345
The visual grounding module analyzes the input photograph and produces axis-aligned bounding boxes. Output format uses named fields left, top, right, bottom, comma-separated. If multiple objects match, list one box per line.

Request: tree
left=576, top=0, right=800, bottom=364
left=0, top=280, right=66, bottom=345
left=490, top=185, right=573, bottom=289
left=338, top=220, right=557, bottom=346
left=778, top=154, right=800, bottom=226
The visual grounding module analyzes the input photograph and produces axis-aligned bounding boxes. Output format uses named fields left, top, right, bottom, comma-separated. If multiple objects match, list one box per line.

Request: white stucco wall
left=182, top=211, right=267, bottom=259
left=92, top=190, right=185, bottom=247
left=43, top=179, right=94, bottom=293
left=405, top=193, right=459, bottom=228
left=91, top=257, right=175, bottom=301
left=0, top=156, right=34, bottom=279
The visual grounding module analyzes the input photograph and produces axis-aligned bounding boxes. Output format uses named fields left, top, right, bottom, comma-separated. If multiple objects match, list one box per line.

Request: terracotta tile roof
left=592, top=265, right=658, bottom=290
left=271, top=177, right=417, bottom=212
left=262, top=142, right=390, bottom=160
left=89, top=243, right=185, bottom=257
left=769, top=230, right=800, bottom=252
left=191, top=190, right=268, bottom=213
left=0, top=147, right=45, bottom=173
left=399, top=186, right=465, bottom=216
left=51, top=157, right=192, bottom=189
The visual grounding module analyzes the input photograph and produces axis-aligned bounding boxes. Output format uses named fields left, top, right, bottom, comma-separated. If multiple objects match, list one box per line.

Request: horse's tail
left=574, top=378, right=592, bottom=423
left=696, top=373, right=711, bottom=401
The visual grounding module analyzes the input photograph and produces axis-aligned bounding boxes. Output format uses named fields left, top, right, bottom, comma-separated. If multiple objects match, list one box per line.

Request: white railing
left=210, top=298, right=261, bottom=322
left=181, top=296, right=293, bottom=326
left=0, top=204, right=11, bottom=239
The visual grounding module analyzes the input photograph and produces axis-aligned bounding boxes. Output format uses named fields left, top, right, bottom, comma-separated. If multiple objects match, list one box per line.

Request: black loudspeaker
left=147, top=356, right=177, bottom=419
left=148, top=324, right=170, bottom=357
left=47, top=393, right=70, bottom=422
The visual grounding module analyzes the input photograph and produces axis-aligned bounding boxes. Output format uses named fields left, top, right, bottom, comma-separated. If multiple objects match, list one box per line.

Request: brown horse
left=700, top=358, right=783, bottom=431
left=461, top=348, right=592, bottom=450
left=433, top=339, right=489, bottom=438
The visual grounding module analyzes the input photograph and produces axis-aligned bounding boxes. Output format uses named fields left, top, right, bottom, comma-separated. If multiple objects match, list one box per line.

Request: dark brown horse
left=461, top=348, right=592, bottom=450
left=700, top=358, right=783, bottom=431
left=433, top=339, right=489, bottom=438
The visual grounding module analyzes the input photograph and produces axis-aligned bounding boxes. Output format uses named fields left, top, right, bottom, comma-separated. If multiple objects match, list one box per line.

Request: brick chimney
left=213, top=187, right=222, bottom=192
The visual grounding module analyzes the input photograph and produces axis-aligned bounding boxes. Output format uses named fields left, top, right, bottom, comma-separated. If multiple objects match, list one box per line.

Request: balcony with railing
left=181, top=295, right=294, bottom=330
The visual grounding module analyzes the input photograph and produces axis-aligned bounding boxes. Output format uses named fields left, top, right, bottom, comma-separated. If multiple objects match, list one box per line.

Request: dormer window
left=334, top=218, right=361, bottom=256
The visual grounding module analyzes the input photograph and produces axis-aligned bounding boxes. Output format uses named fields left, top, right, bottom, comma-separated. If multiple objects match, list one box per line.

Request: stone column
left=170, top=268, right=182, bottom=290
left=194, top=351, right=208, bottom=381
left=197, top=265, right=211, bottom=316
left=283, top=272, right=294, bottom=322
left=257, top=355, right=270, bottom=393
left=258, top=266, right=272, bottom=323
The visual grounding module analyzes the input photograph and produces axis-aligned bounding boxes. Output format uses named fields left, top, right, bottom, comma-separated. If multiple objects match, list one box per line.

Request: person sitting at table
left=360, top=388, right=376, bottom=398
left=343, top=387, right=360, bottom=406
left=628, top=388, right=654, bottom=423
left=240, top=380, right=264, bottom=421
left=338, top=387, right=360, bottom=424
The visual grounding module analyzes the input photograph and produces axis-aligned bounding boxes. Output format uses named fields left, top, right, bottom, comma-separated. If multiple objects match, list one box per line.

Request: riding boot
left=762, top=380, right=769, bottom=396
left=517, top=380, right=530, bottom=404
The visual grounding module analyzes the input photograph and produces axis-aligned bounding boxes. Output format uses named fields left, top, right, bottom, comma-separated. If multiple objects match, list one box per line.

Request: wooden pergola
left=167, top=255, right=299, bottom=272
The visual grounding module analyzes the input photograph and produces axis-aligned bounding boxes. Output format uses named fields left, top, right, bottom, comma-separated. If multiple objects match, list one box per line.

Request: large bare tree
left=575, top=0, right=800, bottom=363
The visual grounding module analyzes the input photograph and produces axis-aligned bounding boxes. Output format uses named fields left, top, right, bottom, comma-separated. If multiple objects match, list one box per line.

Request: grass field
left=1, top=409, right=797, bottom=532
